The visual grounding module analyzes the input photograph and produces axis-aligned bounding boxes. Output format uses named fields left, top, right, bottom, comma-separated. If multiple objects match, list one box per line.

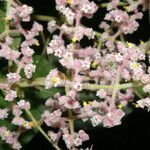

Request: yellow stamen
left=51, top=77, right=59, bottom=84
left=35, top=41, right=40, bottom=46
left=140, top=40, right=144, bottom=44
left=132, top=103, right=140, bottom=108
left=89, top=101, right=93, bottom=106
left=29, top=122, right=34, bottom=128
left=67, top=0, right=72, bottom=4
left=132, top=63, right=139, bottom=69
left=118, top=104, right=123, bottom=109
left=91, top=62, right=97, bottom=68
left=4, top=17, right=9, bottom=22
left=72, top=37, right=77, bottom=43
left=126, top=42, right=134, bottom=48
left=124, top=6, right=129, bottom=11
left=22, top=121, right=34, bottom=128
left=135, top=104, right=140, bottom=108
left=4, top=131, right=10, bottom=137
left=83, top=101, right=87, bottom=107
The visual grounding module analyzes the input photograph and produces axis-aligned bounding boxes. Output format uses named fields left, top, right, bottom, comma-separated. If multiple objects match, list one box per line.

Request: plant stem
left=112, top=66, right=121, bottom=102
left=17, top=78, right=45, bottom=87
left=82, top=83, right=133, bottom=91
left=0, top=77, right=138, bottom=92
left=33, top=15, right=55, bottom=21
left=68, top=109, right=75, bottom=150
left=42, top=37, right=50, bottom=55
left=25, top=110, right=60, bottom=150
left=65, top=70, right=75, bottom=150
left=0, top=30, right=20, bottom=40
left=99, top=2, right=126, bottom=8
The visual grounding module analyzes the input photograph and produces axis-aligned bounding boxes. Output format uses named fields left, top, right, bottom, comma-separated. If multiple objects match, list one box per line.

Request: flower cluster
left=0, top=0, right=149, bottom=150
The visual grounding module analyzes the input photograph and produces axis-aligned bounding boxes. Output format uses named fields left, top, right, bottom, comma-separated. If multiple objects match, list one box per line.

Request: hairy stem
left=0, top=77, right=136, bottom=91
left=25, top=110, right=60, bottom=150
left=112, top=66, right=122, bottom=102
left=33, top=15, right=55, bottom=21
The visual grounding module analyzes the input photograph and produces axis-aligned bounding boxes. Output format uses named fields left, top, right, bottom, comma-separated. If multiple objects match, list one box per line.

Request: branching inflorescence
left=0, top=0, right=149, bottom=149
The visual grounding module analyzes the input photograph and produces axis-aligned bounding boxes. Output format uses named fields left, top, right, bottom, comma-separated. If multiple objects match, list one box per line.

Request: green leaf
left=33, top=55, right=58, bottom=78
left=0, top=92, right=8, bottom=108
left=78, top=90, right=98, bottom=102
left=17, top=55, right=64, bottom=146
left=123, top=105, right=133, bottom=116
left=34, top=87, right=64, bottom=100
left=19, top=129, right=38, bottom=146
left=10, top=36, right=22, bottom=50
left=75, top=119, right=102, bottom=131
left=0, top=141, right=10, bottom=150
left=0, top=93, right=17, bottom=131
left=30, top=105, right=46, bottom=119
left=0, top=2, right=6, bottom=34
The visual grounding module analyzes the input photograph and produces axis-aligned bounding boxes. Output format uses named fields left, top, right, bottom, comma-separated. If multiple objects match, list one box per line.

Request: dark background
left=18, top=0, right=150, bottom=149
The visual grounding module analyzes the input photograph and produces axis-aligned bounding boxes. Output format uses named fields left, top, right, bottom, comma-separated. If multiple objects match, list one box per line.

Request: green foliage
left=10, top=36, right=22, bottom=50
left=0, top=92, right=8, bottom=108
left=0, top=141, right=10, bottom=150
left=17, top=55, right=64, bottom=146
left=33, top=87, right=64, bottom=100
left=0, top=2, right=6, bottom=34
left=33, top=55, right=58, bottom=78
left=19, top=130, right=38, bottom=147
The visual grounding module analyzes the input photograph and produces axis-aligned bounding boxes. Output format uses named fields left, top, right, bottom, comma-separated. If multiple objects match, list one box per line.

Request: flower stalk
left=25, top=109, right=61, bottom=150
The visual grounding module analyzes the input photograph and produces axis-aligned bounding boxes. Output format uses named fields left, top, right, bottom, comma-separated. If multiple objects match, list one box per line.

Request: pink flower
left=47, top=20, right=57, bottom=33
left=47, top=35, right=64, bottom=55
left=5, top=90, right=17, bottom=101
left=99, top=21, right=110, bottom=30
left=7, top=7, right=17, bottom=20
left=16, top=4, right=33, bottom=21
left=78, top=130, right=89, bottom=141
left=24, top=63, right=36, bottom=79
left=143, top=84, right=150, bottom=93
left=80, top=1, right=98, bottom=16
left=115, top=53, right=123, bottom=63
left=73, top=82, right=83, bottom=92
left=0, top=44, right=21, bottom=61
left=12, top=117, right=25, bottom=126
left=45, top=69, right=65, bottom=89
left=74, top=137, right=82, bottom=146
left=91, top=115, right=102, bottom=127
left=122, top=69, right=131, bottom=81
left=56, top=6, right=75, bottom=25
left=58, top=93, right=80, bottom=109
left=107, top=0, right=120, bottom=10
left=7, top=73, right=21, bottom=83
left=0, top=126, right=10, bottom=140
left=96, top=89, right=107, bottom=99
left=12, top=142, right=22, bottom=150
left=55, top=0, right=66, bottom=6
left=45, top=98, right=55, bottom=106
left=141, top=74, right=150, bottom=84
left=137, top=98, right=150, bottom=111
left=5, top=36, right=13, bottom=45
left=42, top=109, right=62, bottom=127
left=48, top=131, right=58, bottom=142
left=63, top=134, right=74, bottom=149
left=21, top=46, right=34, bottom=57
left=105, top=9, right=129, bottom=23
left=0, top=109, right=9, bottom=120
left=12, top=105, right=22, bottom=117
left=120, top=19, right=139, bottom=34
left=103, top=109, right=125, bottom=127
left=105, top=40, right=115, bottom=51
left=17, top=100, right=31, bottom=110
left=31, top=22, right=43, bottom=33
